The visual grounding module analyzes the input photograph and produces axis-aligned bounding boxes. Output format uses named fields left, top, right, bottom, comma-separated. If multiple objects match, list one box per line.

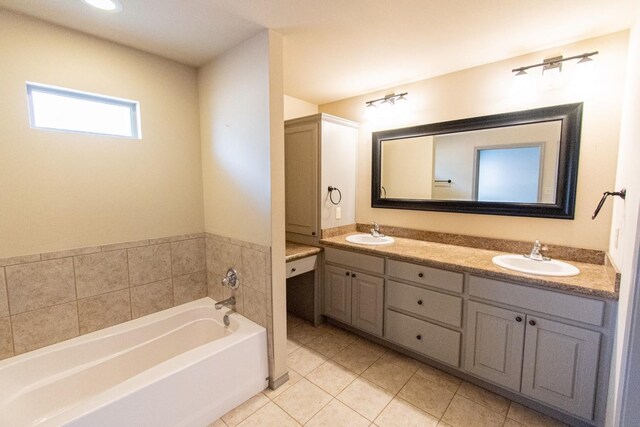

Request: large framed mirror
left=372, top=103, right=583, bottom=219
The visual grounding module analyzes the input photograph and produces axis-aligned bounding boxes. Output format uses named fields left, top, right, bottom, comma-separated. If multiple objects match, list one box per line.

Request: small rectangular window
left=26, top=82, right=141, bottom=138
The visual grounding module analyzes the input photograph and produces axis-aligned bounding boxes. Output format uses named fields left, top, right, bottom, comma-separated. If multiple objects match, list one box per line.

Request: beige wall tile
left=41, top=246, right=101, bottom=261
left=207, top=272, right=224, bottom=301
left=74, top=250, right=129, bottom=299
left=6, top=258, right=76, bottom=314
left=0, top=269, right=8, bottom=317
left=172, top=238, right=206, bottom=276
left=77, top=289, right=131, bottom=334
left=173, top=270, right=207, bottom=306
left=206, top=237, right=242, bottom=279
left=0, top=317, right=14, bottom=360
left=128, top=244, right=171, bottom=286
left=130, top=279, right=173, bottom=318
left=241, top=247, right=268, bottom=293
left=223, top=285, right=244, bottom=315
left=243, top=288, right=267, bottom=327
left=12, top=302, right=79, bottom=354
left=0, top=254, right=41, bottom=268
left=101, top=239, right=149, bottom=252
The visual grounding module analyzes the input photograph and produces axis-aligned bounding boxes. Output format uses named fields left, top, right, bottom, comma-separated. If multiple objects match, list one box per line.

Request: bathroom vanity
left=320, top=233, right=618, bottom=427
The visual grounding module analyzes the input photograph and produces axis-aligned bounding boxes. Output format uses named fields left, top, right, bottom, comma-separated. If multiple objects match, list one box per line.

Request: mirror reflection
left=380, top=121, right=561, bottom=204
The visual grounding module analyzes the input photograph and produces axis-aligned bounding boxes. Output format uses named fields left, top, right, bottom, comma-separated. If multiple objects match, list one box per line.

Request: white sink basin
left=492, top=254, right=580, bottom=277
left=345, top=234, right=395, bottom=245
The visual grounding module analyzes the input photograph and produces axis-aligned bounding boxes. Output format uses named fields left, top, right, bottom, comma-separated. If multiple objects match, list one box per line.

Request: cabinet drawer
left=325, top=248, right=385, bottom=275
left=387, top=259, right=463, bottom=293
left=385, top=309, right=461, bottom=367
left=286, top=255, right=317, bottom=279
left=387, top=280, right=462, bottom=327
left=469, top=276, right=605, bottom=326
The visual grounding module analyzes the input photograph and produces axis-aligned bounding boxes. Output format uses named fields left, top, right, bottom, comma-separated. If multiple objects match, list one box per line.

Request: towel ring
left=328, top=186, right=342, bottom=205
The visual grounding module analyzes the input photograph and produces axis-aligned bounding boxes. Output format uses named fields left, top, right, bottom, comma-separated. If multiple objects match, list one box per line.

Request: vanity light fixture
left=511, top=51, right=598, bottom=78
left=82, top=0, right=123, bottom=12
left=363, top=92, right=408, bottom=120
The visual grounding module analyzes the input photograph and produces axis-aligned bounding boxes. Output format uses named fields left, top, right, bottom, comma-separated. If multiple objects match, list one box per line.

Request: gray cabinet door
left=521, top=317, right=601, bottom=420
left=323, top=265, right=351, bottom=323
left=285, top=122, right=318, bottom=237
left=465, top=301, right=525, bottom=391
left=351, top=272, right=384, bottom=336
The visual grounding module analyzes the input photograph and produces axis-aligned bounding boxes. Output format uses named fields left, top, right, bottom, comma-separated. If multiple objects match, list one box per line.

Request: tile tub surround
left=322, top=233, right=619, bottom=299
left=0, top=233, right=207, bottom=360
left=208, top=313, right=567, bottom=427
left=355, top=223, right=606, bottom=265
left=205, top=233, right=274, bottom=376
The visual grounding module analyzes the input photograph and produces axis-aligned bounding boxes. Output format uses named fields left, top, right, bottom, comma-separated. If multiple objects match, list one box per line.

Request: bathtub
left=0, top=297, right=268, bottom=427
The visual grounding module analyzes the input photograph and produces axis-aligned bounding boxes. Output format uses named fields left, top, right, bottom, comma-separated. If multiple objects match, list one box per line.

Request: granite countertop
left=321, top=233, right=619, bottom=300
left=286, top=241, right=323, bottom=262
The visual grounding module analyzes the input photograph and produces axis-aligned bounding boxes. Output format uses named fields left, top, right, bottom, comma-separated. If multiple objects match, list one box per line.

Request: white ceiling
left=1, top=0, right=637, bottom=104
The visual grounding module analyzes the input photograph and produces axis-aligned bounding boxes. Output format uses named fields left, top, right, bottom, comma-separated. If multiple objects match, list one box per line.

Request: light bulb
left=363, top=103, right=378, bottom=121
left=511, top=70, right=533, bottom=98
left=82, top=0, right=123, bottom=12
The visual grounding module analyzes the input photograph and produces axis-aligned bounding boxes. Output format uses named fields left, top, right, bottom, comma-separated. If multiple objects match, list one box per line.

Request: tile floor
left=211, top=314, right=568, bottom=427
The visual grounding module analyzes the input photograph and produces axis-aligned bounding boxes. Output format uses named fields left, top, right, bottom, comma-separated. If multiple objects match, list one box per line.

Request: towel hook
left=592, top=188, right=626, bottom=220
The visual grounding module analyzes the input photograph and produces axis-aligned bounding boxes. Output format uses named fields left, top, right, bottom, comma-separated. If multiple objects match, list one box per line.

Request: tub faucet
left=215, top=296, right=236, bottom=310
left=524, top=240, right=550, bottom=261
left=371, top=222, right=385, bottom=238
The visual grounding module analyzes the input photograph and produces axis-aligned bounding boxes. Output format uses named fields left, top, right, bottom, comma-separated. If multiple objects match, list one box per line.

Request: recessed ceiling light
left=82, top=0, right=123, bottom=12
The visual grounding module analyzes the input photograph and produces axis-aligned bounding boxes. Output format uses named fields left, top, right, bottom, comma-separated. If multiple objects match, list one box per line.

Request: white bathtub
left=0, top=297, right=268, bottom=427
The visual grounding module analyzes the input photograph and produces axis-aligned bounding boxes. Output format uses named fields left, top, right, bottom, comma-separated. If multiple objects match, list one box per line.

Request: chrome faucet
left=370, top=222, right=385, bottom=238
left=524, top=240, right=550, bottom=261
left=215, top=296, right=236, bottom=310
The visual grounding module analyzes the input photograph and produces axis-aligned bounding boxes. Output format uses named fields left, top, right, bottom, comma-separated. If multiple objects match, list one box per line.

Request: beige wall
left=0, top=11, right=204, bottom=259
left=199, top=31, right=274, bottom=246
left=320, top=31, right=628, bottom=250
left=284, top=95, right=318, bottom=120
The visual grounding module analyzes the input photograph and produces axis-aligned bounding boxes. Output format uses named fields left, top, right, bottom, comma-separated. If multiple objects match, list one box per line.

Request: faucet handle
left=221, top=268, right=239, bottom=290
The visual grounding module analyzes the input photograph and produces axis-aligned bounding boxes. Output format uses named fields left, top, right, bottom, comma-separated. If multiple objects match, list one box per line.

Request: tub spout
left=215, top=296, right=236, bottom=310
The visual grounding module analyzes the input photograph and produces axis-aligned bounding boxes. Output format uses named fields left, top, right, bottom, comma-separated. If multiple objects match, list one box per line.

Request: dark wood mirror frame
left=371, top=103, right=583, bottom=219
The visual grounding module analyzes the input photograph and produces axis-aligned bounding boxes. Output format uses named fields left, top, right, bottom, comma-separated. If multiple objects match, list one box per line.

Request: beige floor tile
left=414, top=363, right=462, bottom=393
left=263, top=369, right=303, bottom=399
left=349, top=336, right=388, bottom=356
left=207, top=419, right=227, bottom=427
left=317, top=322, right=357, bottom=340
left=456, top=381, right=510, bottom=415
left=237, top=402, right=300, bottom=427
left=288, top=322, right=328, bottom=344
left=306, top=332, right=352, bottom=358
left=287, top=346, right=326, bottom=376
left=378, top=350, right=422, bottom=370
left=337, top=378, right=394, bottom=421
left=332, top=343, right=384, bottom=374
left=507, top=402, right=567, bottom=427
left=287, top=313, right=304, bottom=329
left=437, top=422, right=454, bottom=427
left=287, top=337, right=302, bottom=354
left=441, top=395, right=505, bottom=427
left=307, top=398, right=371, bottom=427
left=362, top=357, right=417, bottom=394
left=307, top=360, right=358, bottom=396
left=221, top=393, right=270, bottom=426
left=504, top=419, right=526, bottom=427
left=273, top=378, right=332, bottom=424
left=374, top=397, right=439, bottom=427
left=397, top=375, right=455, bottom=419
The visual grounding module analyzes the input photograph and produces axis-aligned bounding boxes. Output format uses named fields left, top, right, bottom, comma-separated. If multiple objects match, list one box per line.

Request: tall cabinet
left=285, top=114, right=358, bottom=244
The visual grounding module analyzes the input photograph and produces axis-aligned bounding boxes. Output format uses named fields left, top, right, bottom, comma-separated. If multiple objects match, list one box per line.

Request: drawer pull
left=416, top=334, right=422, bottom=340
left=418, top=272, right=424, bottom=278
left=346, top=271, right=350, bottom=276
left=351, top=273, right=356, bottom=278
left=291, top=268, right=296, bottom=272
left=417, top=299, right=423, bottom=305
left=516, top=316, right=522, bottom=322
left=529, top=319, right=537, bottom=326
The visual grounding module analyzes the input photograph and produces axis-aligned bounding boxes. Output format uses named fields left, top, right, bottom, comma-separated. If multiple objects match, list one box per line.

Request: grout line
left=71, top=256, right=80, bottom=333
left=126, top=249, right=133, bottom=320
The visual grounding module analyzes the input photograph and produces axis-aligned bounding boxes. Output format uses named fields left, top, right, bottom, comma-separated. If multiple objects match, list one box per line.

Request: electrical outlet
left=336, top=207, right=341, bottom=220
